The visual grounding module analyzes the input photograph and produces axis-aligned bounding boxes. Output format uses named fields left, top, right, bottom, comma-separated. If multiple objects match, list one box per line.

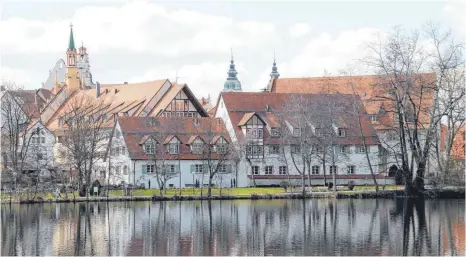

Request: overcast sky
left=1, top=0, right=464, bottom=101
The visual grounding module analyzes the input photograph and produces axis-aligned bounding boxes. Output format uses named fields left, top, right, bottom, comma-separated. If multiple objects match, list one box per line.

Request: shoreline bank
left=1, top=188, right=464, bottom=204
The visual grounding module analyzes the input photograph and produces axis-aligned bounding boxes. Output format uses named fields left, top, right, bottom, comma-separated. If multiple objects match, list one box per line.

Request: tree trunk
left=322, top=158, right=327, bottom=186
left=208, top=175, right=213, bottom=197
left=414, top=161, right=426, bottom=193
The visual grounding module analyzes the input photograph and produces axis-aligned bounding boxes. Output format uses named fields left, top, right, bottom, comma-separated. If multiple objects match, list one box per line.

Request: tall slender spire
left=223, top=48, right=242, bottom=91
left=68, top=23, right=75, bottom=50
left=270, top=49, right=280, bottom=79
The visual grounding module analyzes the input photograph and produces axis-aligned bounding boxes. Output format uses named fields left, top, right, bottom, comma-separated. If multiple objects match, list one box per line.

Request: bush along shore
left=1, top=187, right=464, bottom=204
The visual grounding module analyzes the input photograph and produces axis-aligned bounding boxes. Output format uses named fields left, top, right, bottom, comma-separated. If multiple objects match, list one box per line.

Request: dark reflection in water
left=1, top=199, right=464, bottom=256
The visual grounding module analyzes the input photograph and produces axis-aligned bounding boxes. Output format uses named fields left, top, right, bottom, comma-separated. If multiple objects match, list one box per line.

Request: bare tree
left=1, top=81, right=40, bottom=201
left=197, top=118, right=232, bottom=197
left=362, top=24, right=464, bottom=194
left=341, top=71, right=381, bottom=191
left=277, top=94, right=316, bottom=195
left=57, top=94, right=109, bottom=198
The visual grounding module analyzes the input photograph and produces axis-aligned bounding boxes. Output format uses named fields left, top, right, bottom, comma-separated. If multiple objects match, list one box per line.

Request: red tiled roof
left=221, top=92, right=379, bottom=145
left=117, top=116, right=231, bottom=160
left=270, top=73, right=436, bottom=129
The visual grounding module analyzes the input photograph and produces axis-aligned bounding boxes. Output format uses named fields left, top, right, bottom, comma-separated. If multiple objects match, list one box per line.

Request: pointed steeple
left=68, top=23, right=75, bottom=50
left=270, top=50, right=280, bottom=79
left=223, top=48, right=242, bottom=91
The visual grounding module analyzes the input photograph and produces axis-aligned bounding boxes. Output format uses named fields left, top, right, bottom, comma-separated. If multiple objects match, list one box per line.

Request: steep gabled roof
left=117, top=116, right=231, bottom=160
left=221, top=92, right=379, bottom=145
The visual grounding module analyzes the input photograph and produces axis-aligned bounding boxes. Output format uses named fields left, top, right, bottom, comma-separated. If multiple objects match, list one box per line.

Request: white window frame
left=168, top=143, right=180, bottom=154
left=252, top=166, right=259, bottom=175
left=192, top=143, right=203, bottom=154
left=347, top=165, right=356, bottom=174
left=338, top=128, right=346, bottom=137
left=265, top=166, right=273, bottom=175
left=218, top=165, right=227, bottom=173
left=359, top=146, right=366, bottom=153
left=258, top=128, right=263, bottom=139
left=329, top=165, right=337, bottom=174
left=216, top=143, right=228, bottom=154
left=279, top=166, right=287, bottom=175
left=195, top=164, right=204, bottom=173
left=271, top=128, right=280, bottom=137
left=312, top=165, right=320, bottom=175
left=145, top=143, right=155, bottom=154
left=293, top=128, right=302, bottom=137
left=147, top=164, right=155, bottom=173
left=340, top=145, right=347, bottom=153
left=269, top=145, right=280, bottom=154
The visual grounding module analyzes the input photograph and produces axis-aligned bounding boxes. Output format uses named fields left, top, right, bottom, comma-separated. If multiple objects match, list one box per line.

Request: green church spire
left=68, top=23, right=75, bottom=50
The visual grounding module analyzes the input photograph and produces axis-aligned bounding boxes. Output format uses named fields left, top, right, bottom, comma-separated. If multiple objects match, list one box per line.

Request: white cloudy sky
left=1, top=0, right=465, bottom=101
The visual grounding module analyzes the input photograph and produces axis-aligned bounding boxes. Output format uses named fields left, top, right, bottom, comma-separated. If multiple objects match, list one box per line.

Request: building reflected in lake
left=1, top=199, right=464, bottom=256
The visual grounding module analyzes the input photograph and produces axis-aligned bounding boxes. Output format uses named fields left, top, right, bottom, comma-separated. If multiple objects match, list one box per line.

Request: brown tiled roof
left=270, top=73, right=436, bottom=128
left=117, top=116, right=231, bottom=160
left=237, top=112, right=256, bottom=126
left=8, top=89, right=52, bottom=119
left=221, top=92, right=379, bottom=145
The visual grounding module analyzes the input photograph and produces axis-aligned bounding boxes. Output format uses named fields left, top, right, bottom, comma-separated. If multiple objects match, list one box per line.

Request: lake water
left=1, top=199, right=464, bottom=256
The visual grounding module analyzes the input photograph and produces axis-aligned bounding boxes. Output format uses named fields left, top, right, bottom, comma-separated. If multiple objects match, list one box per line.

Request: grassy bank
left=2, top=185, right=460, bottom=204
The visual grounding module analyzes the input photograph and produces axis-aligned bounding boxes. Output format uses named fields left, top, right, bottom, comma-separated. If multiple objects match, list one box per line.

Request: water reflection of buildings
left=1, top=199, right=465, bottom=256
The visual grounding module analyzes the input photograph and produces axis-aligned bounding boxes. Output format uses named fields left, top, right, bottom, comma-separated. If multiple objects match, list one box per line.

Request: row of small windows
left=142, top=164, right=231, bottom=174
left=265, top=144, right=371, bottom=154
left=245, top=127, right=348, bottom=138
left=252, top=165, right=357, bottom=175
left=144, top=143, right=228, bottom=155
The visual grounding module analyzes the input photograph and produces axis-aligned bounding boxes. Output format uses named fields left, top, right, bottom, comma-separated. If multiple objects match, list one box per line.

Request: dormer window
left=293, top=128, right=302, bottom=137
left=168, top=143, right=180, bottom=154
left=369, top=115, right=377, bottom=122
left=191, top=143, right=203, bottom=154
left=144, top=142, right=155, bottom=154
left=271, top=128, right=280, bottom=137
left=338, top=128, right=346, bottom=137
left=216, top=143, right=228, bottom=154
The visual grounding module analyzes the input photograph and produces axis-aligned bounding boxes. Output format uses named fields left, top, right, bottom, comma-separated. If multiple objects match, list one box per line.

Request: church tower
left=265, top=55, right=280, bottom=91
left=65, top=24, right=80, bottom=93
left=223, top=50, right=242, bottom=92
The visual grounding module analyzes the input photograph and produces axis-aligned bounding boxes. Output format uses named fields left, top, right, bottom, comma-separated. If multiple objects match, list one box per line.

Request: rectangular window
left=218, top=165, right=227, bottom=173
left=271, top=128, right=280, bottom=137
left=338, top=128, right=346, bottom=137
left=347, top=165, right=356, bottom=174
left=359, top=146, right=366, bottom=153
left=291, top=144, right=301, bottom=154
left=41, top=137, right=45, bottom=144
left=115, top=131, right=121, bottom=138
left=146, top=164, right=155, bottom=173
left=37, top=153, right=44, bottom=160
left=168, top=165, right=176, bottom=173
left=168, top=144, right=179, bottom=154
left=115, top=147, right=120, bottom=155
left=269, top=145, right=280, bottom=154
left=315, top=128, right=322, bottom=137
left=195, top=164, right=204, bottom=173
left=123, top=165, right=128, bottom=175
left=293, top=128, right=302, bottom=137
left=121, top=146, right=126, bottom=156
left=329, top=166, right=337, bottom=174
left=115, top=166, right=121, bottom=175
left=312, top=165, right=320, bottom=175
left=57, top=136, right=63, bottom=144
left=216, top=144, right=228, bottom=154
left=265, top=166, right=273, bottom=175
left=279, top=166, right=287, bottom=175
left=252, top=166, right=259, bottom=175
left=370, top=115, right=377, bottom=122
left=340, top=145, right=347, bottom=153
left=145, top=143, right=155, bottom=154
left=258, top=129, right=263, bottom=139
left=192, top=143, right=203, bottom=154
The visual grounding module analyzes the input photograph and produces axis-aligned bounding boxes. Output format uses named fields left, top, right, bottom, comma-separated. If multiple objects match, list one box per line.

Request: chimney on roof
left=96, top=82, right=101, bottom=98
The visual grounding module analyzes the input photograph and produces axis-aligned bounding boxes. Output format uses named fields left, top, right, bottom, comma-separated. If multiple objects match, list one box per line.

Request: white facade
left=215, top=94, right=391, bottom=186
